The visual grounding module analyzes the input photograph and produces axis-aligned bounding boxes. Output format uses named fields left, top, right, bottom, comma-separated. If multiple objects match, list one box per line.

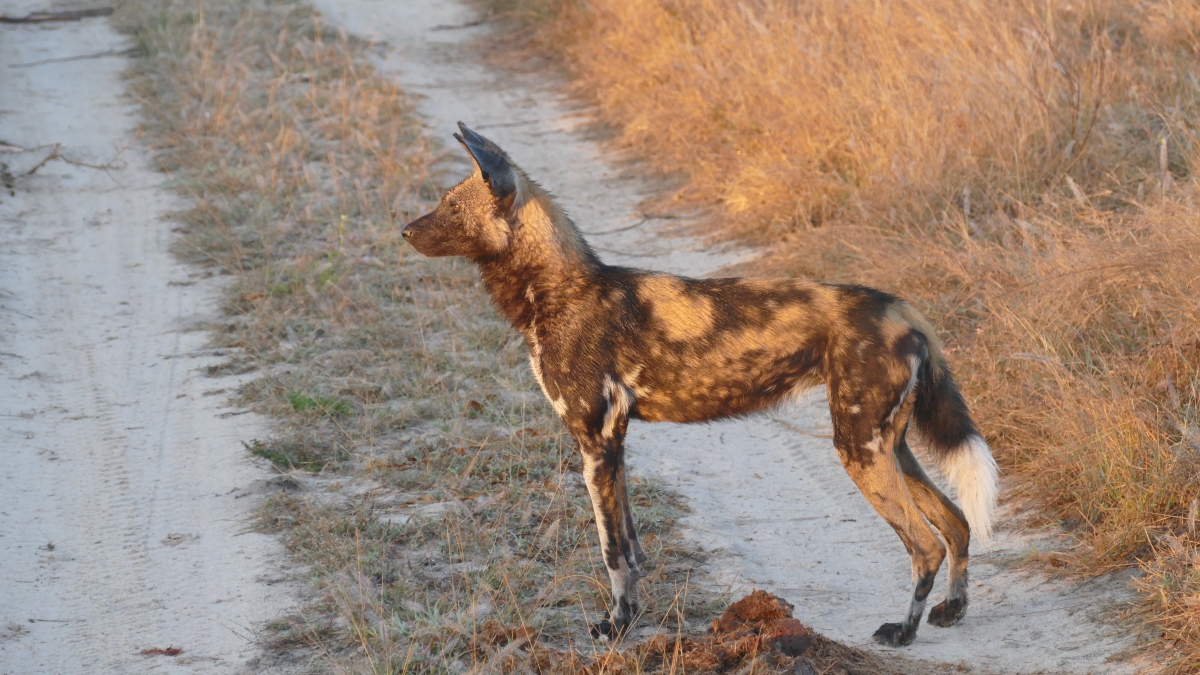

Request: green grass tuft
left=286, top=391, right=352, bottom=416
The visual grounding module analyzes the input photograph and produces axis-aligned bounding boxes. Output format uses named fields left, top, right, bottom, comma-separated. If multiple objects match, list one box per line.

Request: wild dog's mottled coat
left=403, top=124, right=999, bottom=646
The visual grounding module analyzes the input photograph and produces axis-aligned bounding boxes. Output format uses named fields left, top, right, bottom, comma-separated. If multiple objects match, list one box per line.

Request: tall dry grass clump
left=511, top=0, right=1198, bottom=234
left=486, top=0, right=1200, bottom=667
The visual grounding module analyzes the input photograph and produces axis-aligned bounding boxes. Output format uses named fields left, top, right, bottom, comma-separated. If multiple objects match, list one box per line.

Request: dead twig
left=25, top=144, right=62, bottom=175
left=0, top=8, right=113, bottom=24
left=25, top=134, right=137, bottom=187
left=430, top=19, right=487, bottom=31
left=9, top=47, right=137, bottom=69
left=139, top=646, right=183, bottom=657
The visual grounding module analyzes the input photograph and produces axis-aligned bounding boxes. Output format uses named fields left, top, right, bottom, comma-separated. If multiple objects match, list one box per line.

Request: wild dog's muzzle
left=400, top=215, right=423, bottom=241
left=401, top=212, right=447, bottom=256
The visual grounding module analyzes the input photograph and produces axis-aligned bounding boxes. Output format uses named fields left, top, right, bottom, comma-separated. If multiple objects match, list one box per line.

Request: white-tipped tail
left=936, top=434, right=999, bottom=546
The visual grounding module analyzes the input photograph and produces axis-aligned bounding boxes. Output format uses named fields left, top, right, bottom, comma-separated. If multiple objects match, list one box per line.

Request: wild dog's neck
left=476, top=197, right=601, bottom=335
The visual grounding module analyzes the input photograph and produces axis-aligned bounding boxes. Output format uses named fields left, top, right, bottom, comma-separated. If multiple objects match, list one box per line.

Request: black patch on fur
left=914, top=572, right=936, bottom=602
left=455, top=123, right=517, bottom=198
left=913, top=358, right=978, bottom=454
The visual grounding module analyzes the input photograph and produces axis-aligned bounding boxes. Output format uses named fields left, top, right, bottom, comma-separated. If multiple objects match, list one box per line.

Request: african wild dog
left=403, top=123, right=999, bottom=647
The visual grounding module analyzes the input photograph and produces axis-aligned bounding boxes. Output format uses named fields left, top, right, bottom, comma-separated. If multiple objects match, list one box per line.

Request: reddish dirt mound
left=638, top=590, right=812, bottom=672
left=530, top=590, right=814, bottom=674
left=522, top=590, right=973, bottom=674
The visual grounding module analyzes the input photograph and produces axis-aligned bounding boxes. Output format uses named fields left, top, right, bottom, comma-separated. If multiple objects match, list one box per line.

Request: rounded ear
left=455, top=122, right=517, bottom=199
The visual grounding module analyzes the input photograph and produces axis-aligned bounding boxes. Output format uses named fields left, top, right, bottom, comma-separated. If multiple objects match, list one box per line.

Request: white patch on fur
left=847, top=404, right=861, bottom=415
left=885, top=355, right=921, bottom=424
left=550, top=396, right=568, bottom=417
left=527, top=329, right=567, bottom=417
left=609, top=557, right=640, bottom=607
left=610, top=554, right=640, bottom=587
left=937, top=434, right=999, bottom=546
left=602, top=374, right=634, bottom=439
left=581, top=453, right=609, bottom=543
left=864, top=429, right=885, bottom=454
left=621, top=364, right=652, bottom=398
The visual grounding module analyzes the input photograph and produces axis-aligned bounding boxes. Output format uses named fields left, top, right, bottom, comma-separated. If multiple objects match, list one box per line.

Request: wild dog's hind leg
left=895, top=438, right=971, bottom=627
left=830, top=375, right=944, bottom=646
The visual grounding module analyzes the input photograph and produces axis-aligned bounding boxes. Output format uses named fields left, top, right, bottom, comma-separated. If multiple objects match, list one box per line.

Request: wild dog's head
left=402, top=123, right=520, bottom=260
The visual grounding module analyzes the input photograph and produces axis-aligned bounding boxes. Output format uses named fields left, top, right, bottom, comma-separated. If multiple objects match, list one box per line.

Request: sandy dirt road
left=309, top=1, right=1145, bottom=672
left=0, top=6, right=295, bottom=674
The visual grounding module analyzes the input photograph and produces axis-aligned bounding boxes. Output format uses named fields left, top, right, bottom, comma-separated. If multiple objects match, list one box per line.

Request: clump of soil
left=651, top=589, right=812, bottom=670
left=527, top=590, right=969, bottom=675
left=532, top=590, right=815, bottom=674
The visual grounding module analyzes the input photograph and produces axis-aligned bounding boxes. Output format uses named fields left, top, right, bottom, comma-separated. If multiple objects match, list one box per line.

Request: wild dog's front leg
left=617, top=460, right=648, bottom=566
left=578, top=433, right=643, bottom=640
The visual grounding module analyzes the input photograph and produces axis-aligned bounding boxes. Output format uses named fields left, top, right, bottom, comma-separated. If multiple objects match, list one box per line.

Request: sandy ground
left=0, top=6, right=297, bottom=674
left=307, top=1, right=1150, bottom=672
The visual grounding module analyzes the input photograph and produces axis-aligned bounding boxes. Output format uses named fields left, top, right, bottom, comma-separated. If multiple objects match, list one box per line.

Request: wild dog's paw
left=589, top=604, right=638, bottom=641
left=872, top=622, right=916, bottom=647
left=927, top=598, right=967, bottom=627
left=589, top=616, right=616, bottom=640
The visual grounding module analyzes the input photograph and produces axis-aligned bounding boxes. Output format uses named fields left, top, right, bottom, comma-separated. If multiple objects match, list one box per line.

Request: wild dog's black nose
left=402, top=227, right=413, bottom=240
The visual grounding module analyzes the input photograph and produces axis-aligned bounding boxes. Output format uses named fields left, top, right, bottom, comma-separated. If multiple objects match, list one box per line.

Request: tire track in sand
left=0, top=7, right=297, bottom=674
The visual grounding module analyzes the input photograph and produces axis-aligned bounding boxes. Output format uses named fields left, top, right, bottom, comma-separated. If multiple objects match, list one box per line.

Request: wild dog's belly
left=625, top=351, right=823, bottom=424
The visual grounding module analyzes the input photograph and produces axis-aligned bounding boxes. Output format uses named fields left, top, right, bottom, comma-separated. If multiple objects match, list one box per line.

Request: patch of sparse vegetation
left=245, top=437, right=345, bottom=472
left=286, top=392, right=352, bottom=417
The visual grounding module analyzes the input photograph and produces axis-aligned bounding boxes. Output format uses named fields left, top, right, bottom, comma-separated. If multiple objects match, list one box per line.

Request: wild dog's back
left=608, top=271, right=841, bottom=423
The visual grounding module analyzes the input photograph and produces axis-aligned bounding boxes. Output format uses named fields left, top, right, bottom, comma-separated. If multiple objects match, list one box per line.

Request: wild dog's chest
left=518, top=284, right=612, bottom=419
left=523, top=321, right=572, bottom=418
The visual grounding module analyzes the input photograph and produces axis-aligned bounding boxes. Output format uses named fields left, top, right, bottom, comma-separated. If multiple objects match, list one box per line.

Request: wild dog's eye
left=449, top=201, right=459, bottom=213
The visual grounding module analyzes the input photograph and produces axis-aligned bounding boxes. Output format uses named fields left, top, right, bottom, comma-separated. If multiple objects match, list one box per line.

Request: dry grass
left=111, top=1, right=970, bottom=673
left=478, top=0, right=1200, bottom=669
left=494, top=0, right=1199, bottom=234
